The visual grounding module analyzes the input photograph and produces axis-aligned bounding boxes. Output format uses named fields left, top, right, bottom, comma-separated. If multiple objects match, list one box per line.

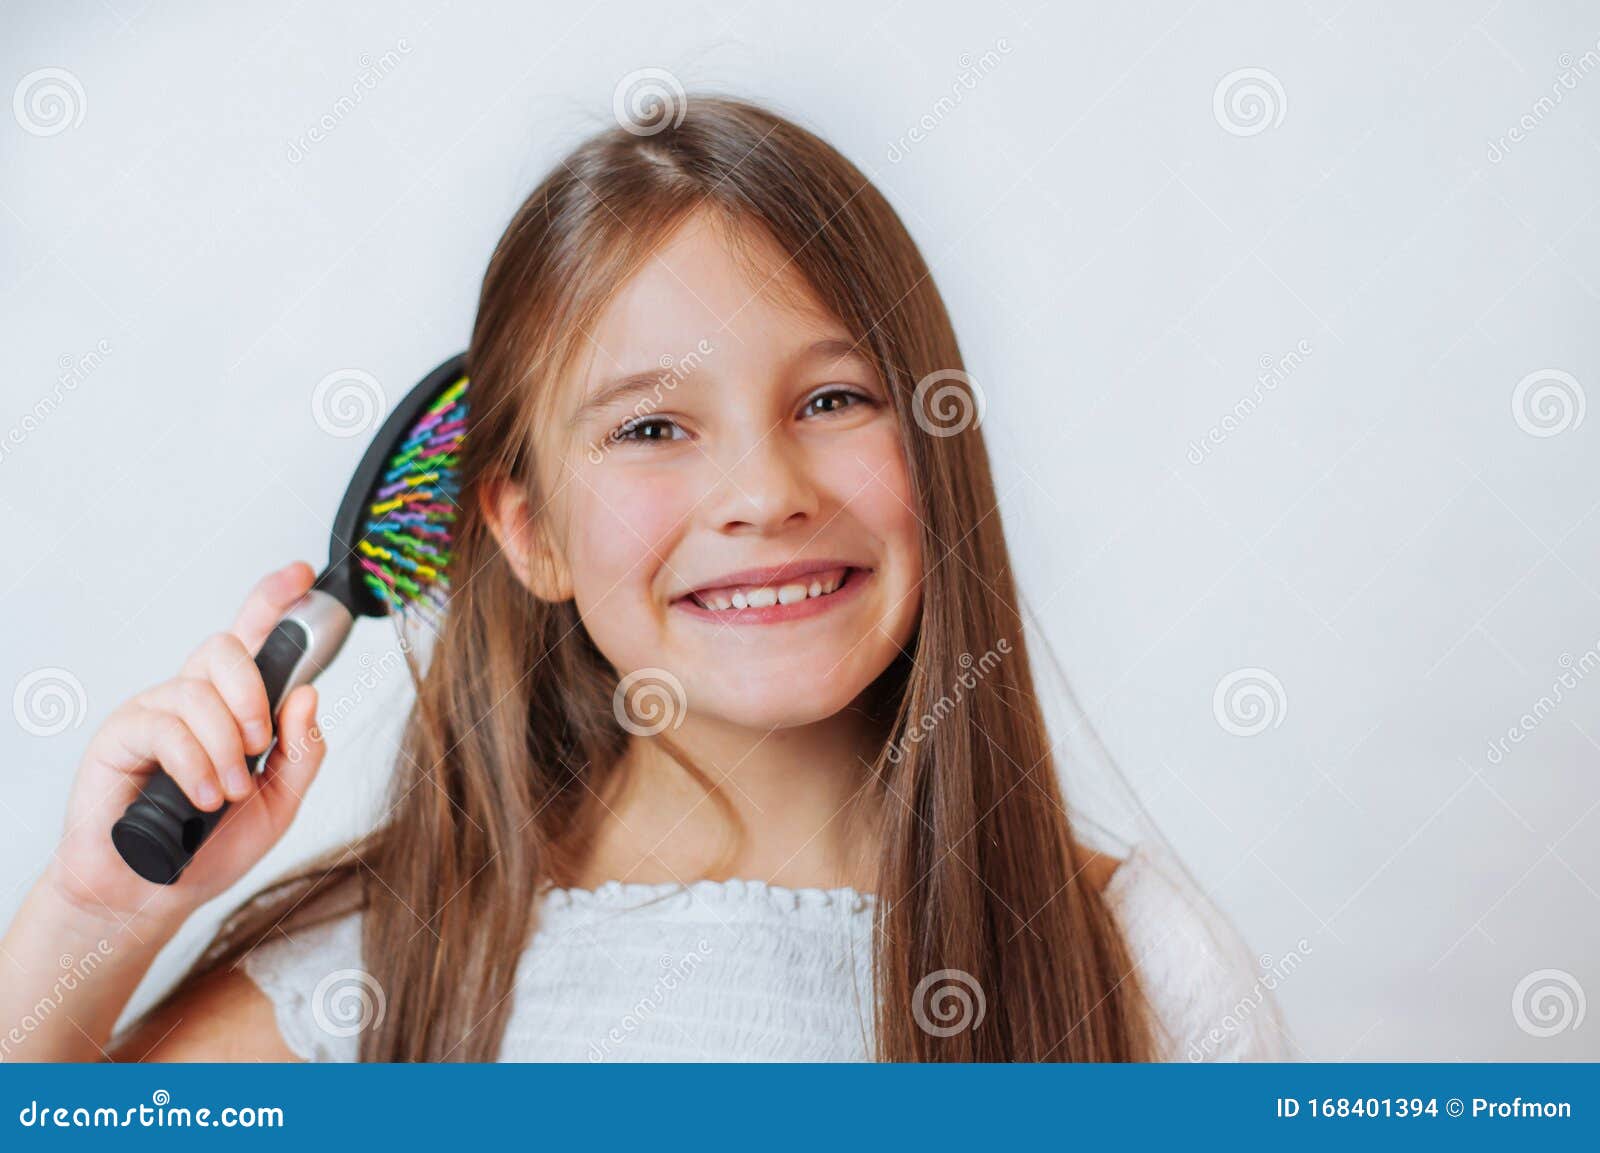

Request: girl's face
left=530, top=213, right=922, bottom=730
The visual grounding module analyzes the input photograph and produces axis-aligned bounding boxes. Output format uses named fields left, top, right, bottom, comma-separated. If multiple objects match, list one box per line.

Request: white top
left=240, top=842, right=1288, bottom=1061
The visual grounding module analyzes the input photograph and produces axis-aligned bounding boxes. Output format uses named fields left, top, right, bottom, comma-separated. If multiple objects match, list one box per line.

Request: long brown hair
left=167, top=93, right=1151, bottom=1061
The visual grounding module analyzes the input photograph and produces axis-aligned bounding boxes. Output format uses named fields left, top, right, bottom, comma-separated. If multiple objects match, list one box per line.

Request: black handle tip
left=111, top=809, right=193, bottom=885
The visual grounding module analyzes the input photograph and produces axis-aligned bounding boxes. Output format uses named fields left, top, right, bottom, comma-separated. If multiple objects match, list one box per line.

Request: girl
left=2, top=95, right=1285, bottom=1062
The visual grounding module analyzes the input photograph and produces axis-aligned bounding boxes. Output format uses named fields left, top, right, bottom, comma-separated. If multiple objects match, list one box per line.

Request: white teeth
left=690, top=568, right=855, bottom=611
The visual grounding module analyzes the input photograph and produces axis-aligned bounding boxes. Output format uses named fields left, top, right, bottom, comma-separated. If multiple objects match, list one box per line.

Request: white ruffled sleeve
left=238, top=911, right=368, bottom=1063
left=1107, top=845, right=1293, bottom=1062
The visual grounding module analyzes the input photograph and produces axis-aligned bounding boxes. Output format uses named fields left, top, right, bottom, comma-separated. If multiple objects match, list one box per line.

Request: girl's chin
left=688, top=677, right=868, bottom=731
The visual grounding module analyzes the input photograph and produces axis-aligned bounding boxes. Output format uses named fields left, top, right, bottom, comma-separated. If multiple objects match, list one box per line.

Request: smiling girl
left=2, top=95, right=1284, bottom=1062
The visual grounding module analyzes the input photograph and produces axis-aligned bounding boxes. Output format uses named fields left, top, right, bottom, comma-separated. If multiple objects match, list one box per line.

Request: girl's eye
left=611, top=416, right=686, bottom=444
left=802, top=387, right=871, bottom=418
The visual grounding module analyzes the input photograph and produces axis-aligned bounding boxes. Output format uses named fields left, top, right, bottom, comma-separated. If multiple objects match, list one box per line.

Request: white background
left=2, top=1, right=1597, bottom=1059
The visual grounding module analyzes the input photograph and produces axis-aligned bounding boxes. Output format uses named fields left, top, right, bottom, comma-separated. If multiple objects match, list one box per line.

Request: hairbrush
left=110, top=353, right=469, bottom=884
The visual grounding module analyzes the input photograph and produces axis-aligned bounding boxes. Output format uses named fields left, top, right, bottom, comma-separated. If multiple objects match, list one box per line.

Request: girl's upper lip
left=673, top=559, right=867, bottom=599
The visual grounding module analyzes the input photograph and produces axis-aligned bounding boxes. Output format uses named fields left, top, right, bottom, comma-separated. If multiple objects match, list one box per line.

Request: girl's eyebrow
left=571, top=337, right=873, bottom=425
left=803, top=336, right=870, bottom=363
left=570, top=371, right=674, bottom=426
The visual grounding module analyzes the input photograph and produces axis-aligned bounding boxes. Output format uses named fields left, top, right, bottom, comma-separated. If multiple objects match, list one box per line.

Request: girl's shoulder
left=236, top=910, right=367, bottom=1062
left=112, top=964, right=302, bottom=1062
left=1103, top=842, right=1292, bottom=1061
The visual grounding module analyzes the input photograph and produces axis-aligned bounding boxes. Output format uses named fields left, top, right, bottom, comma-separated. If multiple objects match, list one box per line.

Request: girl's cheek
left=564, top=460, right=693, bottom=594
left=817, top=423, right=917, bottom=540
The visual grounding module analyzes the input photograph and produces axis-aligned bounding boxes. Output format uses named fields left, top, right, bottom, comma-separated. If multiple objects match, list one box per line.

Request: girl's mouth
left=672, top=565, right=871, bottom=625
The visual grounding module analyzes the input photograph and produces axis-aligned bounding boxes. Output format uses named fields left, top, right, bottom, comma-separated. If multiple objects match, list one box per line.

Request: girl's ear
left=479, top=474, right=574, bottom=602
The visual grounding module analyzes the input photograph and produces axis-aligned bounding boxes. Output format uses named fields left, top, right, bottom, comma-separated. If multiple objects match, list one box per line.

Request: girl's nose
left=708, top=433, right=820, bottom=535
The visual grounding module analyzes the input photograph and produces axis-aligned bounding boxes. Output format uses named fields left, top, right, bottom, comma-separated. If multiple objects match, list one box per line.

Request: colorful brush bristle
left=356, top=375, right=468, bottom=615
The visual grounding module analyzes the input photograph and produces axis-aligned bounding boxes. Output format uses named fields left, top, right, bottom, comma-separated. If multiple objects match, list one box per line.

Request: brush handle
left=110, top=590, right=355, bottom=885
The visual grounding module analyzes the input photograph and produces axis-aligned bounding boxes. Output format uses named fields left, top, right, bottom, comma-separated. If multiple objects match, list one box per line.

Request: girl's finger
left=142, top=678, right=253, bottom=803
left=227, top=562, right=315, bottom=655
left=179, top=632, right=274, bottom=756
left=259, top=685, right=323, bottom=825
left=121, top=705, right=226, bottom=813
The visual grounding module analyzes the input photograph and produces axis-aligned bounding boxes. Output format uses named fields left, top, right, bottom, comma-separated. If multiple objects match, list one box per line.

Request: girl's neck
left=570, top=707, right=884, bottom=893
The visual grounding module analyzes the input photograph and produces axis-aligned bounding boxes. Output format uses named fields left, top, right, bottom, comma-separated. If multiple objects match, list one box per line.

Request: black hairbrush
left=111, top=353, right=469, bottom=884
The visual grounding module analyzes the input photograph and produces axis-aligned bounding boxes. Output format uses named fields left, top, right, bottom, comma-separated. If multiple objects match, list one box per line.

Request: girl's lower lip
left=672, top=567, right=871, bottom=625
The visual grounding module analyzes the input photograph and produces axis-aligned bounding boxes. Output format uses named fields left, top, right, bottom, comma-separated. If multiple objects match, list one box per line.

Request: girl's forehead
left=577, top=215, right=850, bottom=393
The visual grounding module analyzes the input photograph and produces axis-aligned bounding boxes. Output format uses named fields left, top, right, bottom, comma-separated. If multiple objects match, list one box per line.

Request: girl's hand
left=44, top=562, right=328, bottom=933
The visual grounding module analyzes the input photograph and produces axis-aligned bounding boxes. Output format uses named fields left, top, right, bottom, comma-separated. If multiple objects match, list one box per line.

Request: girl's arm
left=0, top=563, right=327, bottom=1062
left=109, top=969, right=298, bottom=1062
left=0, top=868, right=295, bottom=1061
